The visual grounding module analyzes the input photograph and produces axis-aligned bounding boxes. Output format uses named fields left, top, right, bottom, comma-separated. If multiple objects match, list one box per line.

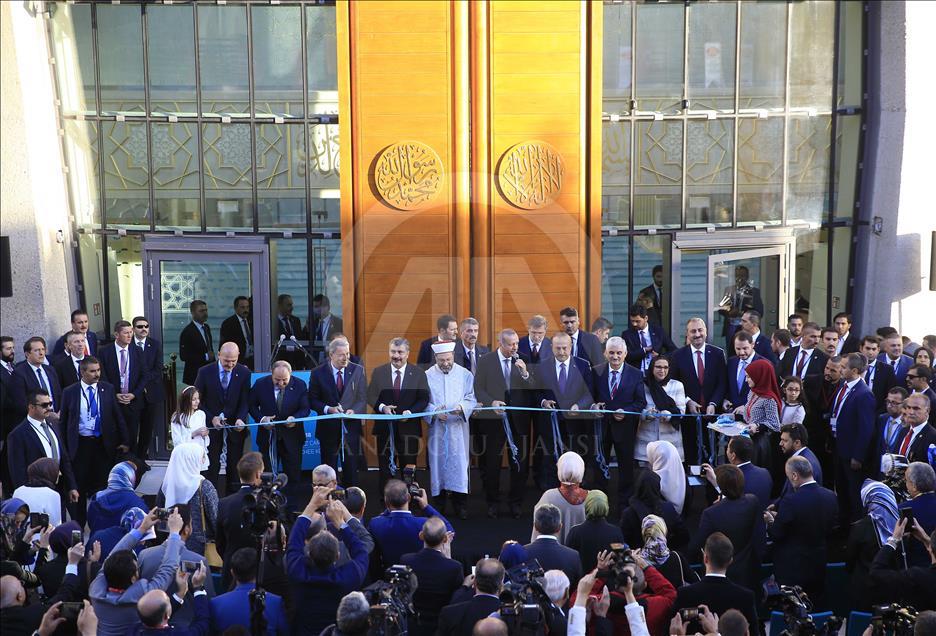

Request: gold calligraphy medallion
left=374, top=142, right=444, bottom=210
left=497, top=141, right=564, bottom=210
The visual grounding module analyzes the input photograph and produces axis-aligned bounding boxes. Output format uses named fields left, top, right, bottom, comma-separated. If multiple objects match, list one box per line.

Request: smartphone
left=28, top=512, right=49, bottom=529
left=688, top=465, right=702, bottom=476
left=900, top=508, right=915, bottom=526
left=181, top=560, right=200, bottom=574
left=471, top=566, right=476, bottom=577
left=71, top=530, right=83, bottom=547
left=155, top=508, right=171, bottom=521
left=59, top=602, right=83, bottom=621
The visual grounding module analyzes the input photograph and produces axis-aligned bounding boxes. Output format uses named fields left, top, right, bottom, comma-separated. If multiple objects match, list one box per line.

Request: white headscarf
left=161, top=442, right=206, bottom=508
left=647, top=440, right=686, bottom=515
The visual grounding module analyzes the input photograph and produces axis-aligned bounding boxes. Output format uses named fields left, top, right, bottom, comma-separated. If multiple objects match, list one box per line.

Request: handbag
left=199, top=480, right=222, bottom=568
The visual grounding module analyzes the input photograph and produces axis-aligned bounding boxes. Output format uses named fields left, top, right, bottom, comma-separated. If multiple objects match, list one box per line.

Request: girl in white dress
left=170, top=386, right=210, bottom=471
left=779, top=376, right=807, bottom=426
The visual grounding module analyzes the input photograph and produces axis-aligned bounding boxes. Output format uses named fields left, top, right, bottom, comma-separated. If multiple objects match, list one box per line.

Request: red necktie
left=610, top=370, right=619, bottom=398
left=796, top=350, right=808, bottom=377
left=695, top=350, right=706, bottom=405
left=336, top=369, right=344, bottom=393
left=393, top=370, right=401, bottom=401
left=899, top=429, right=913, bottom=456
left=831, top=384, right=847, bottom=418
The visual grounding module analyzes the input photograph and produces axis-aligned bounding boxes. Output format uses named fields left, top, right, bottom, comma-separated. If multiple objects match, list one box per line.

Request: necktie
left=572, top=336, right=578, bottom=358
left=84, top=340, right=90, bottom=356
left=336, top=369, right=344, bottom=393
left=737, top=360, right=747, bottom=393
left=887, top=420, right=902, bottom=451
left=892, top=359, right=899, bottom=372
left=275, top=388, right=284, bottom=413
left=532, top=344, right=539, bottom=363
left=558, top=362, right=568, bottom=393
left=899, top=429, right=913, bottom=456
left=36, top=367, right=49, bottom=392
left=86, top=386, right=100, bottom=436
left=136, top=340, right=144, bottom=351
left=641, top=330, right=650, bottom=349
left=393, top=370, right=402, bottom=401
left=221, top=370, right=230, bottom=391
left=865, top=365, right=873, bottom=389
left=695, top=350, right=705, bottom=385
left=610, top=370, right=619, bottom=398
left=832, top=384, right=848, bottom=418
left=41, top=421, right=60, bottom=460
left=282, top=317, right=292, bottom=338
left=503, top=359, right=511, bottom=390
left=242, top=318, right=252, bottom=341
left=796, top=350, right=808, bottom=377
left=468, top=350, right=474, bottom=373
left=119, top=348, right=129, bottom=393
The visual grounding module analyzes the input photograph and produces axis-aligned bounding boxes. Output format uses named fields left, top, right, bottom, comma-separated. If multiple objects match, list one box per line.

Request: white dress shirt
left=78, top=380, right=98, bottom=436
left=27, top=415, right=57, bottom=457
left=378, top=364, right=407, bottom=413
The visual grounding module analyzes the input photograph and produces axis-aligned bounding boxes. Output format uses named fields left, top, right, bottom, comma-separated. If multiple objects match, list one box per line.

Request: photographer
left=211, top=547, right=288, bottom=635
left=368, top=479, right=452, bottom=570
left=217, top=452, right=264, bottom=589
left=437, top=558, right=503, bottom=636
left=35, top=600, right=98, bottom=636
left=319, top=591, right=370, bottom=636
left=286, top=488, right=368, bottom=636
left=869, top=517, right=936, bottom=610
left=567, top=571, right=620, bottom=636
left=399, top=517, right=462, bottom=636
left=134, top=561, right=210, bottom=635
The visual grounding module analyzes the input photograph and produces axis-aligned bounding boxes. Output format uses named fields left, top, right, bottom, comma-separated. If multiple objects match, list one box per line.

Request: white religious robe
left=424, top=363, right=477, bottom=496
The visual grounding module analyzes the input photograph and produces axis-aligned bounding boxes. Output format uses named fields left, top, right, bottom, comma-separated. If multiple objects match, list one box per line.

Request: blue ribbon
left=387, top=420, right=398, bottom=476
left=501, top=412, right=520, bottom=468
left=549, top=411, right=566, bottom=461
left=594, top=420, right=610, bottom=480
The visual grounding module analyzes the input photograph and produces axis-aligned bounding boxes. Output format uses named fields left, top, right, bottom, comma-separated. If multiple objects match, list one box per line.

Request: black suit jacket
left=417, top=336, right=444, bottom=367
left=840, top=333, right=861, bottom=355
left=52, top=331, right=98, bottom=357
left=179, top=322, right=215, bottom=385
left=570, top=330, right=603, bottom=367
left=454, top=341, right=490, bottom=375
left=566, top=517, right=626, bottom=573
left=906, top=424, right=936, bottom=464
left=136, top=337, right=165, bottom=404
left=58, top=380, right=127, bottom=460
left=53, top=355, right=81, bottom=389
left=518, top=335, right=552, bottom=365
left=435, top=594, right=502, bottom=636
left=220, top=314, right=253, bottom=366
left=367, top=363, right=430, bottom=436
left=591, top=362, right=646, bottom=444
left=523, top=537, right=582, bottom=587
left=307, top=362, right=367, bottom=443
left=621, top=325, right=677, bottom=370
left=688, top=495, right=765, bottom=591
left=535, top=356, right=595, bottom=422
left=670, top=345, right=728, bottom=409
left=248, top=375, right=311, bottom=451
left=473, top=351, right=535, bottom=419
left=768, top=482, right=839, bottom=595
left=306, top=314, right=343, bottom=343
left=779, top=346, right=828, bottom=379
left=98, top=343, right=149, bottom=403
left=0, top=364, right=22, bottom=437
left=400, top=548, right=464, bottom=626
left=194, top=362, right=251, bottom=425
left=739, top=462, right=773, bottom=510
left=6, top=418, right=77, bottom=491
left=216, top=485, right=258, bottom=571
left=752, top=333, right=778, bottom=365
left=673, top=575, right=758, bottom=634
left=11, top=362, right=63, bottom=413
left=865, top=359, right=897, bottom=412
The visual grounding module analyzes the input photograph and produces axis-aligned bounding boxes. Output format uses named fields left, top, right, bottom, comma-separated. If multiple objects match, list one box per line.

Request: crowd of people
left=1, top=299, right=936, bottom=635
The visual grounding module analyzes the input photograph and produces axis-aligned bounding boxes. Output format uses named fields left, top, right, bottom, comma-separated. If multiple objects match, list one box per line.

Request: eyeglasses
left=134, top=324, right=149, bottom=329
left=885, top=400, right=904, bottom=407
left=34, top=402, right=53, bottom=409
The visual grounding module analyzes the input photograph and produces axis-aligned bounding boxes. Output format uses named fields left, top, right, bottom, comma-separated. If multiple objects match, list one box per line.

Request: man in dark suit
left=591, top=336, right=646, bottom=505
left=559, top=306, right=603, bottom=366
left=52, top=309, right=98, bottom=358
left=878, top=332, right=914, bottom=386
left=518, top=314, right=552, bottom=365
left=6, top=389, right=78, bottom=500
left=535, top=332, right=594, bottom=489
left=833, top=313, right=860, bottom=355
left=308, top=338, right=367, bottom=487
left=99, top=320, right=149, bottom=457
left=195, top=342, right=251, bottom=495
left=727, top=436, right=772, bottom=510
left=669, top=318, right=727, bottom=464
left=416, top=314, right=459, bottom=367
left=777, top=423, right=823, bottom=501
left=0, top=336, right=19, bottom=490
left=636, top=264, right=665, bottom=326
left=831, top=353, right=877, bottom=522
left=524, top=503, right=582, bottom=586
left=779, top=322, right=828, bottom=380
left=52, top=331, right=86, bottom=389
left=11, top=336, right=63, bottom=421
left=765, top=456, right=838, bottom=601
left=132, top=316, right=165, bottom=459
left=367, top=479, right=452, bottom=571
left=273, top=293, right=308, bottom=370
left=249, top=361, right=311, bottom=490
left=723, top=333, right=764, bottom=412
left=454, top=317, right=489, bottom=375
left=899, top=462, right=936, bottom=568
left=473, top=329, right=535, bottom=519
left=868, top=519, right=936, bottom=611
left=861, top=335, right=897, bottom=412
left=58, top=356, right=128, bottom=525
left=895, top=393, right=936, bottom=464
left=436, top=558, right=504, bottom=636
left=400, top=517, right=464, bottom=636
left=821, top=326, right=842, bottom=359
left=306, top=293, right=344, bottom=366
left=771, top=329, right=793, bottom=372
left=368, top=337, right=430, bottom=494
left=219, top=296, right=254, bottom=370
left=876, top=387, right=908, bottom=459
left=179, top=300, right=214, bottom=386
left=216, top=452, right=264, bottom=589
left=739, top=310, right=777, bottom=365
left=907, top=364, right=936, bottom=425
left=718, top=266, right=764, bottom=350
left=621, top=304, right=676, bottom=375
left=674, top=532, right=758, bottom=632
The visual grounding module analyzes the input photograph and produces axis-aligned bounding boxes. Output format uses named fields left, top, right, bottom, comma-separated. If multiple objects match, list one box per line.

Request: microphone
left=510, top=354, right=519, bottom=364
left=277, top=334, right=285, bottom=343
left=289, top=335, right=315, bottom=362
left=272, top=473, right=288, bottom=489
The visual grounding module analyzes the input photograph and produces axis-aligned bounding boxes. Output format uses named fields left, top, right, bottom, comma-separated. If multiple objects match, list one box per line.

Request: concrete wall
left=0, top=2, right=76, bottom=352
left=855, top=0, right=936, bottom=342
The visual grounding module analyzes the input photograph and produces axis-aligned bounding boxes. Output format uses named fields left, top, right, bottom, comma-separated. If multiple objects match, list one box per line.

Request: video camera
left=401, top=465, right=421, bottom=500
left=763, top=583, right=842, bottom=636
left=500, top=561, right=552, bottom=636
left=597, top=543, right=637, bottom=589
left=880, top=454, right=911, bottom=503
left=363, top=565, right=416, bottom=636
left=242, top=472, right=289, bottom=537
left=871, top=604, right=918, bottom=636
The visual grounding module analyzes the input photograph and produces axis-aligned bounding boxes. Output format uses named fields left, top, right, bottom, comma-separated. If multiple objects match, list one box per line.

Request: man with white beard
left=424, top=340, right=477, bottom=519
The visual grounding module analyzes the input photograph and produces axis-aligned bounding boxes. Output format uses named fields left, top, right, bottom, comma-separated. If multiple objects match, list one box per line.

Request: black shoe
left=487, top=505, right=498, bottom=519
left=510, top=504, right=522, bottom=519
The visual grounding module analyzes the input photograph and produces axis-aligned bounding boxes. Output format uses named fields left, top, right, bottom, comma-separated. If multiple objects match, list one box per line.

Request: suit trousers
left=375, top=425, right=420, bottom=495
left=136, top=395, right=163, bottom=459
left=208, top=427, right=248, bottom=496
left=319, top=427, right=364, bottom=488
left=72, top=436, right=110, bottom=526
left=478, top=416, right=530, bottom=505
left=834, top=455, right=865, bottom=524
left=592, top=418, right=637, bottom=508
left=117, top=401, right=141, bottom=456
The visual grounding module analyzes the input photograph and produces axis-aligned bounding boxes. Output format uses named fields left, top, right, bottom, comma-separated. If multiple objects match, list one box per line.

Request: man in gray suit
left=90, top=507, right=184, bottom=636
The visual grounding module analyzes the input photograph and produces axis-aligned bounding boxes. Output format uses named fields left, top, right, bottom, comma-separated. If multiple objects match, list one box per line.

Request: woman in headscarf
left=646, top=440, right=689, bottom=516
left=636, top=514, right=698, bottom=591
left=532, top=451, right=588, bottom=544
left=500, top=540, right=531, bottom=571
left=735, top=358, right=783, bottom=472
left=566, top=490, right=625, bottom=573
left=12, top=458, right=62, bottom=526
left=636, top=356, right=688, bottom=463
left=620, top=468, right=688, bottom=551
left=35, top=520, right=90, bottom=597
left=88, top=506, right=155, bottom=561
left=846, top=479, right=900, bottom=610
left=86, top=460, right=146, bottom=535
left=158, top=442, right=218, bottom=555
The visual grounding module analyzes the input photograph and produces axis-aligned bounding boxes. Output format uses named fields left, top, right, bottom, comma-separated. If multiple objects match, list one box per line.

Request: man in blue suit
left=52, top=309, right=98, bottom=358
left=211, top=547, right=288, bottom=635
left=559, top=306, right=603, bottom=366
left=876, top=387, right=907, bottom=458
left=367, top=479, right=452, bottom=571
left=518, top=315, right=552, bottom=365
left=534, top=332, right=594, bottom=489
left=777, top=423, right=822, bottom=501
left=99, top=320, right=150, bottom=458
left=399, top=517, right=464, bottom=636
left=879, top=332, right=914, bottom=386
left=740, top=310, right=777, bottom=365
left=308, top=338, right=367, bottom=487
left=591, top=336, right=646, bottom=505
left=249, top=360, right=311, bottom=494
left=11, top=336, right=63, bottom=420
left=831, top=353, right=877, bottom=522
left=726, top=435, right=772, bottom=510
left=723, top=332, right=764, bottom=412
left=669, top=318, right=727, bottom=464
left=621, top=304, right=676, bottom=375
left=195, top=342, right=251, bottom=495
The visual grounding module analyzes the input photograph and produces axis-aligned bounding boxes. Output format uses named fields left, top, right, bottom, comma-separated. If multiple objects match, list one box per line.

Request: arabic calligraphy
left=374, top=142, right=444, bottom=210
left=497, top=141, right=564, bottom=210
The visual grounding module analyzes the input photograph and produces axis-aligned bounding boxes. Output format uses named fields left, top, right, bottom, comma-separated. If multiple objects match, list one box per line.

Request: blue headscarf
left=120, top=507, right=147, bottom=532
left=1, top=498, right=28, bottom=516
left=106, top=462, right=137, bottom=492
left=860, top=479, right=899, bottom=545
left=499, top=542, right=530, bottom=570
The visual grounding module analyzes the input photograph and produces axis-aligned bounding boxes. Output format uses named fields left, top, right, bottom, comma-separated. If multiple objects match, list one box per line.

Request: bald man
left=135, top=562, right=209, bottom=635
left=1, top=543, right=85, bottom=634
left=400, top=516, right=463, bottom=634
left=195, top=342, right=252, bottom=495
left=473, top=617, right=509, bottom=636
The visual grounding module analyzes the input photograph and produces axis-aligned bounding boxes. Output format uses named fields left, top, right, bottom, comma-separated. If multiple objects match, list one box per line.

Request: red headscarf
left=745, top=358, right=783, bottom=419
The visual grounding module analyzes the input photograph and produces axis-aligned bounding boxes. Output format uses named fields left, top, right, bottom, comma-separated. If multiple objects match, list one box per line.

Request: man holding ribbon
left=424, top=340, right=477, bottom=519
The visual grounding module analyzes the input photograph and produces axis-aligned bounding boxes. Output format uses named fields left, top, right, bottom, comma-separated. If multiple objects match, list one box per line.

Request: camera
left=242, top=472, right=289, bottom=537
left=679, top=606, right=705, bottom=622
left=28, top=512, right=49, bottom=530
left=871, top=604, right=918, bottom=636
left=329, top=487, right=346, bottom=502
left=500, top=561, right=552, bottom=636
left=181, top=560, right=200, bottom=574
left=598, top=543, right=637, bottom=589
left=362, top=565, right=416, bottom=636
left=71, top=530, right=83, bottom=547
left=59, top=601, right=83, bottom=621
left=881, top=454, right=911, bottom=502
left=763, top=583, right=843, bottom=636
left=154, top=508, right=171, bottom=521
left=401, top=465, right=421, bottom=500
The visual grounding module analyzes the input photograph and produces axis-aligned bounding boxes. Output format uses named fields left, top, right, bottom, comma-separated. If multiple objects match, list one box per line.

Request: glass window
left=786, top=115, right=832, bottom=225
left=50, top=3, right=96, bottom=116
left=793, top=227, right=827, bottom=326
left=312, top=237, right=343, bottom=323
left=203, top=123, right=253, bottom=231
left=838, top=1, right=864, bottom=109
left=106, top=235, right=145, bottom=325
left=602, top=2, right=632, bottom=113
left=686, top=119, right=733, bottom=228
left=602, top=121, right=631, bottom=228
left=833, top=115, right=860, bottom=222
left=600, top=236, right=630, bottom=329
left=307, top=5, right=339, bottom=114
left=198, top=5, right=249, bottom=117
left=789, top=1, right=835, bottom=110
left=635, top=3, right=684, bottom=113
left=147, top=5, right=197, bottom=117
left=271, top=238, right=310, bottom=329
left=77, top=234, right=106, bottom=335
left=634, top=120, right=682, bottom=230
left=308, top=123, right=341, bottom=231
left=97, top=5, right=145, bottom=115
left=633, top=234, right=669, bottom=329
left=830, top=227, right=852, bottom=318
left=102, top=122, right=150, bottom=230
left=687, top=2, right=736, bottom=112
left=737, top=117, right=784, bottom=226
left=738, top=2, right=786, bottom=112
left=253, top=6, right=304, bottom=118
left=152, top=122, right=201, bottom=231
left=257, top=123, right=306, bottom=231
left=63, top=119, right=100, bottom=229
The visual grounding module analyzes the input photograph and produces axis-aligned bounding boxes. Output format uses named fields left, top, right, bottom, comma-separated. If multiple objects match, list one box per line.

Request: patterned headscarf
left=638, top=514, right=671, bottom=567
left=860, top=479, right=899, bottom=545
left=106, top=461, right=137, bottom=492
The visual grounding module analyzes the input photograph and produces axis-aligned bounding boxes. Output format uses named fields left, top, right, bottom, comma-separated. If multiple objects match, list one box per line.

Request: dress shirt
left=609, top=364, right=625, bottom=394
left=115, top=343, right=131, bottom=392
left=554, top=358, right=569, bottom=383
left=329, top=364, right=347, bottom=412
left=29, top=363, right=55, bottom=404
left=736, top=461, right=752, bottom=468
left=569, top=330, right=581, bottom=358
left=900, top=423, right=929, bottom=452
left=705, top=572, right=728, bottom=578
left=536, top=534, right=559, bottom=542
left=791, top=337, right=802, bottom=347
left=795, top=348, right=815, bottom=377
left=792, top=447, right=805, bottom=458
left=835, top=332, right=850, bottom=356
left=79, top=381, right=97, bottom=436
left=883, top=417, right=903, bottom=450
left=136, top=338, right=146, bottom=348
left=314, top=315, right=332, bottom=342
left=27, top=415, right=57, bottom=457
left=378, top=364, right=407, bottom=412
left=638, top=328, right=653, bottom=371
left=736, top=355, right=754, bottom=390
left=70, top=355, right=84, bottom=377
left=830, top=377, right=862, bottom=436
left=2, top=360, right=13, bottom=374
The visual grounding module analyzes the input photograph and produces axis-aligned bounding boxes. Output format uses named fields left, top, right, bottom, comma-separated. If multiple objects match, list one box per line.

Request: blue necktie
left=558, top=362, right=568, bottom=394
left=87, top=386, right=101, bottom=436
left=36, top=368, right=54, bottom=409
left=221, top=370, right=230, bottom=391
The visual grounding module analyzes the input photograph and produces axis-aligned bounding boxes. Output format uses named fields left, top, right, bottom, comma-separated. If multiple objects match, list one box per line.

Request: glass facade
left=48, top=1, right=341, bottom=334
left=600, top=0, right=864, bottom=336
